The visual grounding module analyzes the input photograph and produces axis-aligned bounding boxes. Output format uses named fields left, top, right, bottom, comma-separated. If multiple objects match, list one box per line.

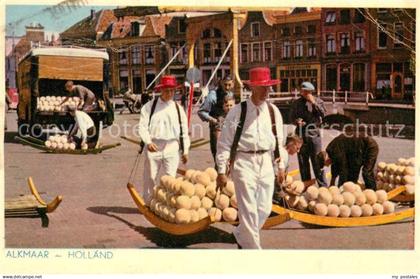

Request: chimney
left=91, top=9, right=96, bottom=20
left=25, top=22, right=45, bottom=43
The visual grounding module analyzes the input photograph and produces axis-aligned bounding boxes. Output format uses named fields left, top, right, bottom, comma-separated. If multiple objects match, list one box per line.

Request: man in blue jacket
left=198, top=76, right=234, bottom=166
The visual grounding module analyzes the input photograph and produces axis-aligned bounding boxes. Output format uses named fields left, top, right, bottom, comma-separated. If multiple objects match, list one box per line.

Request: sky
left=6, top=5, right=116, bottom=37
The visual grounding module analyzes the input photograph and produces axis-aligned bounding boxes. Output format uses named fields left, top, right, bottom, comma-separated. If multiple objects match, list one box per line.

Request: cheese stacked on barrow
left=284, top=181, right=396, bottom=217
left=37, top=96, right=83, bottom=112
left=149, top=168, right=239, bottom=224
left=45, top=135, right=76, bottom=150
left=376, top=157, right=415, bottom=195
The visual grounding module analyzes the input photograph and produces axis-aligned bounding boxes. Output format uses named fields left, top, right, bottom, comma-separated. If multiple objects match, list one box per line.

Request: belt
left=238, top=150, right=269, bottom=154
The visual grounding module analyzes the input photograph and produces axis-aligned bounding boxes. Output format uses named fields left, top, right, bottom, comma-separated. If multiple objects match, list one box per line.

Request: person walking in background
left=198, top=76, right=234, bottom=167
left=214, top=95, right=235, bottom=140
left=290, top=81, right=327, bottom=187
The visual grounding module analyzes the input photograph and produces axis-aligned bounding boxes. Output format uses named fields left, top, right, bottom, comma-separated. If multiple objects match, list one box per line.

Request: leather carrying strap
left=139, top=99, right=184, bottom=154
left=227, top=101, right=247, bottom=175
left=175, top=102, right=184, bottom=154
left=267, top=102, right=280, bottom=160
left=227, top=101, right=280, bottom=174
left=139, top=97, right=159, bottom=154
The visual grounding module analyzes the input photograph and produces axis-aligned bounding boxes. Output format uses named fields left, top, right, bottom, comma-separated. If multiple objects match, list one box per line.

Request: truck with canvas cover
left=17, top=47, right=114, bottom=136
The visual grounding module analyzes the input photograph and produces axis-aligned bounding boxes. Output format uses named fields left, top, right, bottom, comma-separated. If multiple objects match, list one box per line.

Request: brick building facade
left=368, top=8, right=415, bottom=100
left=274, top=8, right=322, bottom=93
left=56, top=7, right=415, bottom=99
left=238, top=11, right=279, bottom=82
left=321, top=8, right=371, bottom=93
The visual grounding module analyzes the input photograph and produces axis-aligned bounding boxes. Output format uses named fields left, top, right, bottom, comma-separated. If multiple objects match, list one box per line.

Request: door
left=339, top=64, right=351, bottom=91
left=391, top=72, right=404, bottom=99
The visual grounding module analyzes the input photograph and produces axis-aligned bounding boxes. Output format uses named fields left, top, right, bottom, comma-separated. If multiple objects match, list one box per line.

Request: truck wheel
left=29, top=124, right=43, bottom=139
left=17, top=120, right=29, bottom=136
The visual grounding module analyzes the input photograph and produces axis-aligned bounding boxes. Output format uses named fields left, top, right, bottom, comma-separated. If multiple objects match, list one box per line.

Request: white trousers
left=142, top=139, right=180, bottom=204
left=231, top=152, right=275, bottom=249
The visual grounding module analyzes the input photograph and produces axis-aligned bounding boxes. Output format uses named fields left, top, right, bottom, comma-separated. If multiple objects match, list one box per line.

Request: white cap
left=301, top=81, right=315, bottom=91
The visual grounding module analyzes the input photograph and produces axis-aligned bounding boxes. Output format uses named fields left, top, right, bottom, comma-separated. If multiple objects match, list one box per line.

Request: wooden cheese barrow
left=126, top=165, right=289, bottom=236
left=15, top=135, right=121, bottom=155
left=5, top=177, right=63, bottom=226
left=126, top=183, right=289, bottom=235
left=267, top=186, right=414, bottom=227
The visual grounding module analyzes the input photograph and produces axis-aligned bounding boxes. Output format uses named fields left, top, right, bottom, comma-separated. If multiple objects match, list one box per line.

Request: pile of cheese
left=37, top=96, right=83, bottom=112
left=376, top=157, right=415, bottom=195
left=148, top=168, right=238, bottom=224
left=45, top=135, right=76, bottom=150
left=283, top=181, right=396, bottom=217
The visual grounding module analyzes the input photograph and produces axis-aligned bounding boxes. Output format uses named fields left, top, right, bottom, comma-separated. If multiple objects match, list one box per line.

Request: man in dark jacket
left=198, top=76, right=234, bottom=165
left=317, top=133, right=379, bottom=189
left=290, top=82, right=327, bottom=186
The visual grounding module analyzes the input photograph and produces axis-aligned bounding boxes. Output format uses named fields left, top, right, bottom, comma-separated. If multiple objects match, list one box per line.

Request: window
left=378, top=24, right=388, bottom=48
left=202, top=29, right=211, bottom=38
left=354, top=9, right=365, bottom=23
left=132, top=69, right=142, bottom=94
left=132, top=46, right=141, bottom=64
left=376, top=63, right=392, bottom=72
left=240, top=43, right=249, bottom=63
left=326, top=34, right=336, bottom=54
left=204, top=43, right=211, bottom=63
left=264, top=42, right=272, bottom=61
left=282, top=41, right=291, bottom=58
left=144, top=45, right=154, bottom=64
left=170, top=43, right=184, bottom=63
left=282, top=27, right=290, bottom=36
left=145, top=70, right=156, bottom=88
left=294, top=26, right=302, bottom=35
left=119, top=70, right=128, bottom=90
left=252, top=43, right=261, bottom=62
left=119, top=51, right=127, bottom=65
left=224, top=42, right=231, bottom=63
left=307, top=25, right=316, bottom=34
left=308, top=40, right=316, bottom=57
left=178, top=18, right=186, bottom=33
left=393, top=62, right=403, bottom=72
left=251, top=22, right=260, bottom=37
left=326, top=65, right=337, bottom=90
left=353, top=63, right=365, bottom=91
left=131, top=22, right=140, bottom=36
left=213, top=28, right=222, bottom=38
left=181, top=41, right=187, bottom=63
left=394, top=22, right=404, bottom=47
left=325, top=12, right=336, bottom=24
left=214, top=42, right=222, bottom=62
left=355, top=32, right=365, bottom=52
left=340, top=9, right=350, bottom=24
left=340, top=33, right=350, bottom=54
left=295, top=40, right=303, bottom=58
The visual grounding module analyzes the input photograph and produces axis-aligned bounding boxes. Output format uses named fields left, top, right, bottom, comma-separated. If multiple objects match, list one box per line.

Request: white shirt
left=138, top=98, right=190, bottom=155
left=216, top=99, right=286, bottom=174
left=73, top=110, right=94, bottom=142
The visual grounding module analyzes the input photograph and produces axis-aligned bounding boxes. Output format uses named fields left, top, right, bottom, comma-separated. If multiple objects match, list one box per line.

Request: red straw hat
left=154, top=75, right=181, bottom=91
left=243, top=67, right=280, bottom=87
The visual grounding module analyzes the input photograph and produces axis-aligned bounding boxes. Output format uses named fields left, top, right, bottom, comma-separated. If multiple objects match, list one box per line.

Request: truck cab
left=17, top=47, right=114, bottom=136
